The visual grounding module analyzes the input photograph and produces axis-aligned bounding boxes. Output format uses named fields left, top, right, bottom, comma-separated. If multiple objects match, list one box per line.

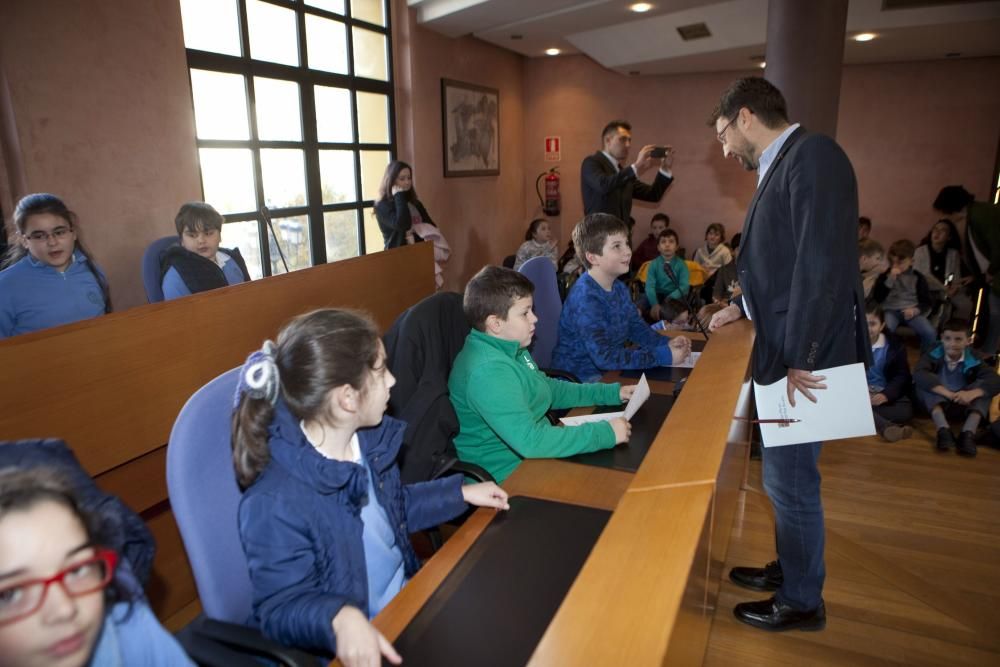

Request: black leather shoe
left=957, top=430, right=977, bottom=457
left=733, top=596, right=826, bottom=632
left=936, top=427, right=955, bottom=451
left=729, top=561, right=783, bottom=592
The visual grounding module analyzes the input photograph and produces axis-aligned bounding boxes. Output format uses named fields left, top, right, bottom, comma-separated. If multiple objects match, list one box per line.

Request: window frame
left=184, top=0, right=396, bottom=276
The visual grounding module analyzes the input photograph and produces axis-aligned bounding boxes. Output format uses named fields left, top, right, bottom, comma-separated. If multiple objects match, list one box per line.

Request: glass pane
left=306, top=15, right=348, bottom=74
left=260, top=149, right=307, bottom=209
left=306, top=0, right=345, bottom=14
left=221, top=220, right=263, bottom=280
left=269, top=215, right=312, bottom=275
left=356, top=92, right=389, bottom=144
left=199, top=148, right=257, bottom=214
left=324, top=210, right=360, bottom=261
left=362, top=206, right=383, bottom=253
left=352, top=27, right=387, bottom=81
left=359, top=150, right=390, bottom=202
left=180, top=0, right=241, bottom=55
left=319, top=150, right=357, bottom=204
left=253, top=78, right=302, bottom=141
left=315, top=86, right=353, bottom=142
left=352, top=0, right=385, bottom=26
left=247, top=0, right=299, bottom=66
left=190, top=70, right=249, bottom=140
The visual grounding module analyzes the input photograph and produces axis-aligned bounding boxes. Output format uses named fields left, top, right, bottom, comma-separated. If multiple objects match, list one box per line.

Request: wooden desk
left=0, top=243, right=435, bottom=625
left=366, top=321, right=755, bottom=666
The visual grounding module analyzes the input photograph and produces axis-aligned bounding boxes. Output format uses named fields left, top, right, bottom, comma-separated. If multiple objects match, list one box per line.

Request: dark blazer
left=374, top=192, right=435, bottom=250
left=738, top=128, right=871, bottom=385
left=580, top=151, right=672, bottom=223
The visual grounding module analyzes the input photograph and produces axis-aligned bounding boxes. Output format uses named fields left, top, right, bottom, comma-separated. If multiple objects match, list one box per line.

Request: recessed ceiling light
left=545, top=48, right=561, bottom=56
left=630, top=2, right=654, bottom=12
left=758, top=61, right=766, bottom=69
left=853, top=32, right=877, bottom=42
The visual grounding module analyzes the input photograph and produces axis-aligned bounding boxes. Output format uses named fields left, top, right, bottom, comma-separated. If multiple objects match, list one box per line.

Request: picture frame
left=441, top=78, right=500, bottom=177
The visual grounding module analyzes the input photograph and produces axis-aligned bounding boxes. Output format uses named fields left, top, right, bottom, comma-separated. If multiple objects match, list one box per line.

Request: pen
left=733, top=417, right=801, bottom=424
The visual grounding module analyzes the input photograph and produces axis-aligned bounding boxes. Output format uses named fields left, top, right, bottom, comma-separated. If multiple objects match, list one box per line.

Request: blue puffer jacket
left=238, top=401, right=467, bottom=656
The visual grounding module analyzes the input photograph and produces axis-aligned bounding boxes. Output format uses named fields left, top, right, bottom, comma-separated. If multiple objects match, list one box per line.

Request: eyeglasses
left=23, top=226, right=73, bottom=242
left=717, top=116, right=738, bottom=143
left=0, top=548, right=117, bottom=626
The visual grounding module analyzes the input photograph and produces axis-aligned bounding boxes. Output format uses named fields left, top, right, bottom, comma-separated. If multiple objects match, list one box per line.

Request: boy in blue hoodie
left=914, top=319, right=1000, bottom=456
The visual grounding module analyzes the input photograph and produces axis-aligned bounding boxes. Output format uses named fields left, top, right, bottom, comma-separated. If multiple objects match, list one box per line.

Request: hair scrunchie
left=234, top=340, right=280, bottom=408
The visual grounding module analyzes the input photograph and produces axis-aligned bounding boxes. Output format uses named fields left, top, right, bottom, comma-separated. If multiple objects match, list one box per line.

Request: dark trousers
left=872, top=396, right=914, bottom=434
left=761, top=441, right=824, bottom=611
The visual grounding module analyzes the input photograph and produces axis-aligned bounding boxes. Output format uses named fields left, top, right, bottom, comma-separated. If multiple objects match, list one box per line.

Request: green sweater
left=448, top=329, right=621, bottom=483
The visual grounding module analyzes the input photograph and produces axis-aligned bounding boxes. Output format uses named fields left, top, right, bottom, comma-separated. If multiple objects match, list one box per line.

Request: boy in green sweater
left=449, top=266, right=634, bottom=483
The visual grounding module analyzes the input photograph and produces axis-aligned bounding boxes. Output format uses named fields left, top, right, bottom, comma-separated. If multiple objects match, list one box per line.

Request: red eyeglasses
left=0, top=548, right=118, bottom=626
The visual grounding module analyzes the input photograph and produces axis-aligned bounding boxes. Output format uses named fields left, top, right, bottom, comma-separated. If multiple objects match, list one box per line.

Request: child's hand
left=650, top=304, right=662, bottom=321
left=669, top=336, right=691, bottom=363
left=870, top=393, right=888, bottom=406
left=609, top=417, right=632, bottom=444
left=620, top=384, right=637, bottom=402
left=462, top=482, right=510, bottom=510
left=953, top=389, right=982, bottom=406
left=902, top=307, right=919, bottom=320
left=332, top=606, right=401, bottom=667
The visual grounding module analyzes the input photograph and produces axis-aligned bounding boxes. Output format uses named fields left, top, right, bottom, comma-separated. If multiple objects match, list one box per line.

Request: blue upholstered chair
left=141, top=235, right=177, bottom=303
left=517, top=256, right=562, bottom=369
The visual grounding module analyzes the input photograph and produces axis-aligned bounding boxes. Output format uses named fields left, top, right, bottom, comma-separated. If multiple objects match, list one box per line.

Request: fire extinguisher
left=535, top=167, right=560, bottom=217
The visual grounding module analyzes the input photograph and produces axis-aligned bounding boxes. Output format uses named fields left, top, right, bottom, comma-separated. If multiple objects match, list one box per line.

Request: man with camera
left=580, top=120, right=674, bottom=225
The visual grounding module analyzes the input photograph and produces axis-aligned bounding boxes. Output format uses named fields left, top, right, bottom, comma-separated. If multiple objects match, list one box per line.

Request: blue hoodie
left=238, top=401, right=467, bottom=656
left=0, top=250, right=106, bottom=338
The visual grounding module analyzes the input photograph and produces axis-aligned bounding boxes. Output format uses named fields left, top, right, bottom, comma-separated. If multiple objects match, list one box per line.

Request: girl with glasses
left=0, top=193, right=111, bottom=339
left=0, top=467, right=192, bottom=667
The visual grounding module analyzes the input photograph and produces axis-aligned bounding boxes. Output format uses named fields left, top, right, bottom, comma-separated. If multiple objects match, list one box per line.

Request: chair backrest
left=142, top=235, right=178, bottom=303
left=685, top=260, right=707, bottom=287
left=383, top=292, right=469, bottom=484
left=636, top=260, right=652, bottom=284
left=518, top=256, right=561, bottom=367
left=166, top=367, right=251, bottom=623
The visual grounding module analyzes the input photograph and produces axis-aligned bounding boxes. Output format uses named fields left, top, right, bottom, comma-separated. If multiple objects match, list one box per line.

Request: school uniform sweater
left=449, top=329, right=620, bottom=483
left=0, top=250, right=106, bottom=338
left=161, top=247, right=249, bottom=300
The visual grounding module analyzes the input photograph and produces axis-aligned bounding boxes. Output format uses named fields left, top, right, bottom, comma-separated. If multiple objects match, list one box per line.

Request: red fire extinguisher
left=535, top=167, right=560, bottom=217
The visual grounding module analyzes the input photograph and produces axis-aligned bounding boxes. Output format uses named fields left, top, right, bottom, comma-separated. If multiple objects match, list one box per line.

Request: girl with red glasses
left=0, top=468, right=191, bottom=666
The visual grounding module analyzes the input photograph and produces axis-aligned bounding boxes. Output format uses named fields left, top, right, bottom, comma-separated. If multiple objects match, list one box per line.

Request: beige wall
left=392, top=1, right=525, bottom=291
left=0, top=0, right=201, bottom=309
left=520, top=54, right=1000, bottom=256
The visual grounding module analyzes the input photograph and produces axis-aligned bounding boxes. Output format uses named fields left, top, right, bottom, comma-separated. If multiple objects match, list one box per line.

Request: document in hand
left=752, top=362, right=875, bottom=447
left=559, top=374, right=650, bottom=426
left=670, top=351, right=700, bottom=368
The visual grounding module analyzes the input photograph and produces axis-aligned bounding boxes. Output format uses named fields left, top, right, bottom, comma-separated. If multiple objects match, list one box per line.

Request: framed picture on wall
left=441, top=78, right=500, bottom=177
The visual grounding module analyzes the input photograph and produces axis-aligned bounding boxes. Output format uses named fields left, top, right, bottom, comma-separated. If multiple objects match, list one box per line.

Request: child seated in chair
left=642, top=229, right=689, bottom=323
left=872, top=239, right=936, bottom=349
left=233, top=309, right=508, bottom=663
left=552, top=213, right=691, bottom=383
left=161, top=202, right=251, bottom=300
left=914, top=318, right=1000, bottom=457
left=865, top=302, right=914, bottom=442
left=448, top=266, right=634, bottom=483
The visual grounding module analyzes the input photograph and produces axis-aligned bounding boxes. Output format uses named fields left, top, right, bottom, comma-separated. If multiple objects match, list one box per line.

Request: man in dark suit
left=708, top=78, right=870, bottom=631
left=580, top=120, right=673, bottom=225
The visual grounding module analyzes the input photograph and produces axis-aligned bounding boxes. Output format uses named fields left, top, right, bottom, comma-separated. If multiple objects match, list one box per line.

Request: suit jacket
left=580, top=151, right=672, bottom=222
left=738, top=128, right=871, bottom=385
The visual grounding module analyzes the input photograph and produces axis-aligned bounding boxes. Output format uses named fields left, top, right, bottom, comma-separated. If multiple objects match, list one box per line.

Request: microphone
left=259, top=206, right=290, bottom=274
left=663, top=260, right=711, bottom=339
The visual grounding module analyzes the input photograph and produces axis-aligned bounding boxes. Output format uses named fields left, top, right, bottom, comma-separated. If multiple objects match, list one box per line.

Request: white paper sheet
left=753, top=362, right=876, bottom=447
left=559, top=374, right=650, bottom=426
left=669, top=351, right=701, bottom=368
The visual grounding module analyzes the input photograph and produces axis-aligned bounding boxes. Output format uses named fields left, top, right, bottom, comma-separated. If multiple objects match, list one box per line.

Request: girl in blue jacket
left=232, top=309, right=509, bottom=666
left=0, top=193, right=111, bottom=338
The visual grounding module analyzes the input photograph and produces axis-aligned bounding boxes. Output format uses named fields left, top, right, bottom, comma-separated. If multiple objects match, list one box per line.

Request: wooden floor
left=704, top=420, right=1000, bottom=666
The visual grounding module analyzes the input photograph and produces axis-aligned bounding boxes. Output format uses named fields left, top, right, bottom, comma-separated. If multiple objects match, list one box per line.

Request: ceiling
left=407, top=0, right=1000, bottom=75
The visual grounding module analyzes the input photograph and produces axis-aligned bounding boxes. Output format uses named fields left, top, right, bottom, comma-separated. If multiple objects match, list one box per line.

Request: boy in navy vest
left=161, top=202, right=251, bottom=300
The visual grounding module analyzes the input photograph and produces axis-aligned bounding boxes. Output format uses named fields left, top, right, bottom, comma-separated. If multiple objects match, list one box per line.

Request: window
left=179, top=0, right=394, bottom=278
